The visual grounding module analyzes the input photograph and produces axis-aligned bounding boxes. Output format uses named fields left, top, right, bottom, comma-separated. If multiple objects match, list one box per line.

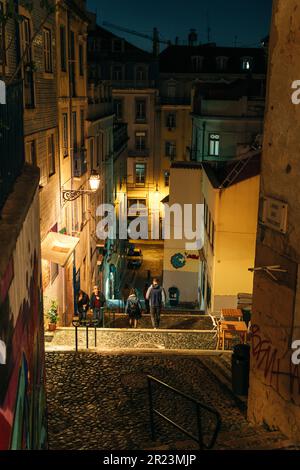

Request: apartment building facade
left=0, top=9, right=47, bottom=447
left=88, top=21, right=160, bottom=239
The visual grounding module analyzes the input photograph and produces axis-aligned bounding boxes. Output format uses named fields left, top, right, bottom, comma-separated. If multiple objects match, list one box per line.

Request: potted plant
left=47, top=300, right=59, bottom=331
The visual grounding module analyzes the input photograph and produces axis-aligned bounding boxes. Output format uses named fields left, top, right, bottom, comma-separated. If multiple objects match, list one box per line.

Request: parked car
left=127, top=248, right=143, bottom=268
left=126, top=243, right=135, bottom=256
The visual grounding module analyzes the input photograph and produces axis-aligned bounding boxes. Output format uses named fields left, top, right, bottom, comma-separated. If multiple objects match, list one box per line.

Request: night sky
left=87, top=0, right=273, bottom=52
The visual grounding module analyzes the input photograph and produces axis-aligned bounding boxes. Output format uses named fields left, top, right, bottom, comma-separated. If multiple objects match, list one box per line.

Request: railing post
left=196, top=403, right=204, bottom=451
left=75, top=325, right=78, bottom=352
left=147, top=378, right=155, bottom=441
left=86, top=325, right=89, bottom=349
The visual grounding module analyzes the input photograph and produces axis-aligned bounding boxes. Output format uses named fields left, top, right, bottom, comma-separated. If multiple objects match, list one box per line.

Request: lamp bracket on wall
left=248, top=265, right=288, bottom=282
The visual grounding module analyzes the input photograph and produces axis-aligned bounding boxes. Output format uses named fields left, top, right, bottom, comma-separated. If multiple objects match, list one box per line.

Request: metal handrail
left=147, top=375, right=221, bottom=450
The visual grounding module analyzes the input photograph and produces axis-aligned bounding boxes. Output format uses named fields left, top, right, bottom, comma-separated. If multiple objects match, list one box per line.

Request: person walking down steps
left=125, top=288, right=142, bottom=328
left=90, top=285, right=106, bottom=327
left=146, top=278, right=166, bottom=329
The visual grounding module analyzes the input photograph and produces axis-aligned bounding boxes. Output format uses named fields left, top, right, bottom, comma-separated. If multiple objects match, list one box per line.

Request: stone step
left=199, top=356, right=233, bottom=390
left=46, top=327, right=217, bottom=352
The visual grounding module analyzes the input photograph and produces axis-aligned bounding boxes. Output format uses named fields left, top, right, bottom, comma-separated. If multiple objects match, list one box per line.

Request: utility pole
left=153, top=27, right=160, bottom=56
left=207, top=11, right=211, bottom=43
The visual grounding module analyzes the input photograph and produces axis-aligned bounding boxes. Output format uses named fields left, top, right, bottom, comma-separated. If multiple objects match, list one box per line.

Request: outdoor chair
left=209, top=312, right=222, bottom=339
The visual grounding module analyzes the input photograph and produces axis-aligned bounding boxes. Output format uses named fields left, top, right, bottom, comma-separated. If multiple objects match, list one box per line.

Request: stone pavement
left=45, top=352, right=299, bottom=450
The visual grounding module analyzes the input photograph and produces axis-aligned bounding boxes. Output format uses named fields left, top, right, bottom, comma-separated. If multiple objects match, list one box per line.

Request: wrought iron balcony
left=159, top=96, right=191, bottom=106
left=111, top=80, right=156, bottom=89
left=188, top=147, right=236, bottom=163
left=128, top=148, right=150, bottom=157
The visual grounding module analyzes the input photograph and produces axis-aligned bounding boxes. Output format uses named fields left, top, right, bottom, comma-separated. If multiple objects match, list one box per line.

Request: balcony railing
left=159, top=96, right=191, bottom=106
left=189, top=148, right=236, bottom=163
left=0, top=81, right=25, bottom=213
left=112, top=80, right=156, bottom=89
left=73, top=149, right=87, bottom=177
left=128, top=148, right=150, bottom=157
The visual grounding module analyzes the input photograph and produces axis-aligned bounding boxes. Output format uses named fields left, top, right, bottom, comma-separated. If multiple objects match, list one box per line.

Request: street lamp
left=62, top=172, right=101, bottom=202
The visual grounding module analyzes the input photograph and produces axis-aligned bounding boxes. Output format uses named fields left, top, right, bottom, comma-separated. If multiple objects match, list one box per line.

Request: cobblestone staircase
left=45, top=352, right=300, bottom=451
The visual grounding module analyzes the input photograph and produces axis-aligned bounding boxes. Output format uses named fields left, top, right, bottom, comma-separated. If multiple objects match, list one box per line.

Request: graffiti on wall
left=251, top=324, right=300, bottom=396
left=0, top=250, right=47, bottom=450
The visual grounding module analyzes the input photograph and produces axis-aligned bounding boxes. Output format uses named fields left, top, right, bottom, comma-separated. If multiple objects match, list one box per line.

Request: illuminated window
left=62, top=113, right=68, bottom=157
left=47, top=133, right=55, bottom=176
left=135, top=163, right=146, bottom=186
left=242, top=57, right=253, bottom=71
left=209, top=134, right=220, bottom=156
left=164, top=171, right=170, bottom=187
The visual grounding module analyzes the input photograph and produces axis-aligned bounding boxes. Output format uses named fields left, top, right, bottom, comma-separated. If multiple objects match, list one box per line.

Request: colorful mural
left=0, top=248, right=47, bottom=449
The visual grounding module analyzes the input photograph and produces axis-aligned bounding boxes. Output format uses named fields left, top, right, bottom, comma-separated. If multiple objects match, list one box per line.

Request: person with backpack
left=125, top=288, right=142, bottom=328
left=146, top=278, right=166, bottom=329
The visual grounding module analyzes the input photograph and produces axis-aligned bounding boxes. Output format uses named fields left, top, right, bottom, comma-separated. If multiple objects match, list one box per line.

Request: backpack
left=128, top=299, right=140, bottom=315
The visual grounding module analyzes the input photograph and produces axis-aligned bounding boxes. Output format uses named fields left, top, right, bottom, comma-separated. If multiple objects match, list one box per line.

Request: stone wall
left=0, top=165, right=47, bottom=449
left=248, top=0, right=300, bottom=441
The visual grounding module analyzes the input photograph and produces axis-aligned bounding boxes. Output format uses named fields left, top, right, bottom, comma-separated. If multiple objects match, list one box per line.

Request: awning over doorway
left=41, top=232, right=80, bottom=267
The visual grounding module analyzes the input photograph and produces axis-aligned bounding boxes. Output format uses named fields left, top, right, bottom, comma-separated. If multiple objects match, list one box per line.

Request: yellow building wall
left=203, top=172, right=259, bottom=311
left=163, top=167, right=203, bottom=301
left=159, top=106, right=192, bottom=194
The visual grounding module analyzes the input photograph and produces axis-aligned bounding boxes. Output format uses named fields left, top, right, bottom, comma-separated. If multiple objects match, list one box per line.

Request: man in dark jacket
left=76, top=290, right=90, bottom=323
left=90, top=285, right=106, bottom=326
left=146, top=278, right=166, bottom=329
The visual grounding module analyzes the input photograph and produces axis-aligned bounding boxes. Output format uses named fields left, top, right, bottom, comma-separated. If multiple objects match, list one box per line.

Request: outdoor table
left=218, top=320, right=248, bottom=350
left=221, top=308, right=243, bottom=321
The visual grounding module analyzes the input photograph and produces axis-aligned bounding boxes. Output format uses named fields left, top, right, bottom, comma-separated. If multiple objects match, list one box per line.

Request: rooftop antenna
left=234, top=35, right=238, bottom=47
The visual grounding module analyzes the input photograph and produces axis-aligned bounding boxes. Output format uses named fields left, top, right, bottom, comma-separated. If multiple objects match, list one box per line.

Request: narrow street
left=3, top=0, right=300, bottom=454
left=123, top=242, right=164, bottom=297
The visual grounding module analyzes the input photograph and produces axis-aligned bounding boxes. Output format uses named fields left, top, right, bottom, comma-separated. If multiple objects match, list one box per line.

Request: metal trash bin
left=231, top=344, right=250, bottom=396
left=242, top=308, right=251, bottom=328
left=168, top=286, right=179, bottom=307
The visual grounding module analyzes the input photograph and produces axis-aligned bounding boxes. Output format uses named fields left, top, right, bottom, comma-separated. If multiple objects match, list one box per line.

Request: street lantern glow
left=62, top=173, right=101, bottom=202
left=89, top=173, right=101, bottom=191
